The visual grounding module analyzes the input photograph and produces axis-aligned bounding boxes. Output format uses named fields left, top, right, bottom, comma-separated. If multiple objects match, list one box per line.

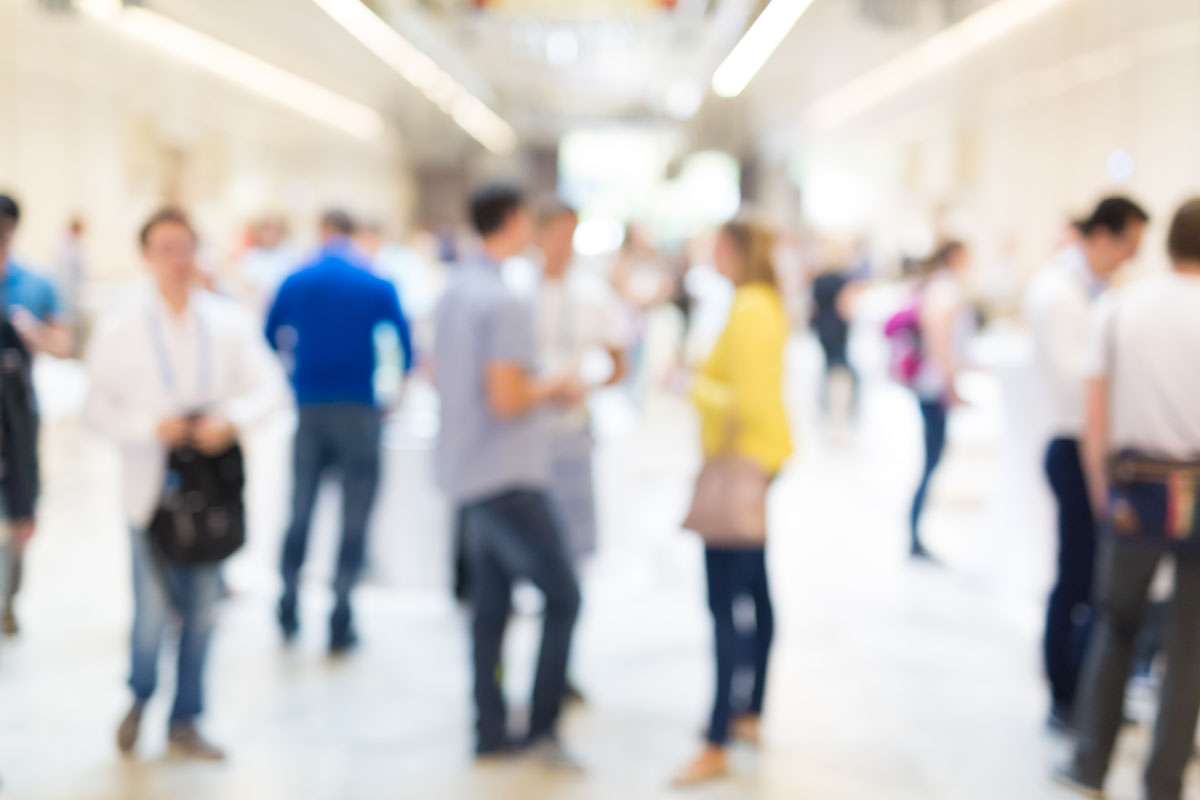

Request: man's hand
left=553, top=376, right=588, bottom=408
left=156, top=417, right=191, bottom=448
left=192, top=416, right=238, bottom=455
left=12, top=518, right=35, bottom=548
left=10, top=308, right=72, bottom=358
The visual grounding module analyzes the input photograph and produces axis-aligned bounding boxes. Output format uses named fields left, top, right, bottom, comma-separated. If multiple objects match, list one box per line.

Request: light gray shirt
left=434, top=256, right=549, bottom=504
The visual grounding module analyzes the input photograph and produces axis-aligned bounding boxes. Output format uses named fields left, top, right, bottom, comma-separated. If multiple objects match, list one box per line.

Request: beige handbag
left=682, top=421, right=770, bottom=547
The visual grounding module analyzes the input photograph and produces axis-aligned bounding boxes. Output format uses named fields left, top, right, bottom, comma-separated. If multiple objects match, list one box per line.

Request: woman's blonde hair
left=720, top=219, right=778, bottom=288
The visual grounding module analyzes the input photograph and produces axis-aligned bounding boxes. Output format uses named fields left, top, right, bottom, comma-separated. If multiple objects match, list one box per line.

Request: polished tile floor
left=1, top=337, right=1196, bottom=799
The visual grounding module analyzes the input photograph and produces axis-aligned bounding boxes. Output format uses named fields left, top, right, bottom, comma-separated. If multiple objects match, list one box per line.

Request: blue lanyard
left=146, top=306, right=211, bottom=400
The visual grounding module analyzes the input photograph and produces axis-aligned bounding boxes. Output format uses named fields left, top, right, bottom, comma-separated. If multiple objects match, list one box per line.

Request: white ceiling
left=139, top=0, right=984, bottom=160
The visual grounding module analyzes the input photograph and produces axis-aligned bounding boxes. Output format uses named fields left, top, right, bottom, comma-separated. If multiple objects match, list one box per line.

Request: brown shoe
left=167, top=723, right=226, bottom=762
left=3, top=608, right=18, bottom=637
left=672, top=746, right=728, bottom=787
left=116, top=703, right=144, bottom=755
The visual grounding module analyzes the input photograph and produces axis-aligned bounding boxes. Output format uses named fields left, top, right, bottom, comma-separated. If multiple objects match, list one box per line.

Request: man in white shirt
left=1059, top=198, right=1200, bottom=800
left=533, top=201, right=626, bottom=566
left=1026, top=196, right=1148, bottom=731
left=86, top=209, right=287, bottom=761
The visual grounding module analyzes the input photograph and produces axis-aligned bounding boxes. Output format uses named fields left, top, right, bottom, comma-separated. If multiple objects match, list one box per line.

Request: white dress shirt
left=85, top=288, right=290, bottom=528
left=1026, top=245, right=1104, bottom=438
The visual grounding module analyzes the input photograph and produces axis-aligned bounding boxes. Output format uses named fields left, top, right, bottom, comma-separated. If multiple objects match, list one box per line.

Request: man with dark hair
left=0, top=193, right=71, bottom=638
left=321, top=208, right=356, bottom=239
left=1058, top=197, right=1200, bottom=799
left=87, top=207, right=287, bottom=760
left=434, top=184, right=584, bottom=766
left=1026, top=195, right=1148, bottom=732
left=469, top=184, right=526, bottom=238
left=267, top=209, right=413, bottom=654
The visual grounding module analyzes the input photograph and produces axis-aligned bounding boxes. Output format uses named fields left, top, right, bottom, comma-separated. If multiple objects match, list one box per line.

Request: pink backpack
left=884, top=296, right=923, bottom=387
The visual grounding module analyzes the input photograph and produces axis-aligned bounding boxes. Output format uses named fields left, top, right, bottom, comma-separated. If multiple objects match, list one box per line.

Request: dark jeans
left=910, top=399, right=948, bottom=552
left=280, top=404, right=382, bottom=636
left=1043, top=438, right=1096, bottom=714
left=462, top=489, right=580, bottom=751
left=129, top=530, right=222, bottom=723
left=818, top=338, right=858, bottom=416
left=705, top=546, right=774, bottom=746
left=1072, top=539, right=1200, bottom=800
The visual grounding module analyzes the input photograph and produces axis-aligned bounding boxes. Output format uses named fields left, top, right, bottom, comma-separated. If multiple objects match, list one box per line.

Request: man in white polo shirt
left=1059, top=198, right=1200, bottom=800
left=1027, top=196, right=1148, bottom=731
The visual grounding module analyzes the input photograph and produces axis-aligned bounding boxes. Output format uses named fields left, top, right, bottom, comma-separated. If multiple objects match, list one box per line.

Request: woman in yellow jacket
left=675, top=220, right=793, bottom=785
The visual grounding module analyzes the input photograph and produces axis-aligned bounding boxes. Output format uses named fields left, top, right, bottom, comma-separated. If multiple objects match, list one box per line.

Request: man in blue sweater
left=266, top=209, right=414, bottom=653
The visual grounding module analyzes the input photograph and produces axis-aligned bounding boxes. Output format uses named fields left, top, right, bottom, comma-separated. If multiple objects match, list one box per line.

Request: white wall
left=775, top=0, right=1200, bottom=299
left=0, top=0, right=409, bottom=282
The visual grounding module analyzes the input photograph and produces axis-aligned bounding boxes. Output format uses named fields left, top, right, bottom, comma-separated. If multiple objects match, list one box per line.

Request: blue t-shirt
left=433, top=256, right=549, bottom=504
left=4, top=261, right=62, bottom=322
left=265, top=240, right=413, bottom=406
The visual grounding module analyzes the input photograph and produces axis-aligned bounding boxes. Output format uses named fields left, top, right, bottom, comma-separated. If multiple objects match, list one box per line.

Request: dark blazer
left=0, top=318, right=39, bottom=519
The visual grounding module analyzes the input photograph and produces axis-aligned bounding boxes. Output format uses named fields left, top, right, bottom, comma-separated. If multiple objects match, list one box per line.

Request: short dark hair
left=139, top=207, right=196, bottom=248
left=321, top=209, right=356, bottom=237
left=1077, top=196, right=1149, bottom=237
left=0, top=194, right=19, bottom=234
left=1167, top=198, right=1200, bottom=263
left=470, top=184, right=526, bottom=237
left=537, top=198, right=578, bottom=228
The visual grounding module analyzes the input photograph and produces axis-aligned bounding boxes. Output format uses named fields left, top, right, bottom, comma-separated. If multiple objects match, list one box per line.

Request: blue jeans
left=129, top=529, right=222, bottom=723
left=280, top=404, right=382, bottom=636
left=705, top=546, right=774, bottom=745
left=1044, top=438, right=1096, bottom=714
left=462, top=489, right=580, bottom=751
left=910, top=399, right=948, bottom=552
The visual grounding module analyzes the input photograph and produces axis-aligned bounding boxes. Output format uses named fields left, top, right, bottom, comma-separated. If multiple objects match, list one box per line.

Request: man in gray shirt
left=434, top=184, right=583, bottom=766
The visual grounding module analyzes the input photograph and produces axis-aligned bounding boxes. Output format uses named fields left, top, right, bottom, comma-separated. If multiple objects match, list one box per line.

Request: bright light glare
left=712, top=0, right=817, bottom=98
left=78, top=4, right=385, bottom=142
left=665, top=81, right=703, bottom=120
left=309, top=0, right=518, bottom=154
left=809, top=0, right=1076, bottom=129
left=573, top=218, right=626, bottom=257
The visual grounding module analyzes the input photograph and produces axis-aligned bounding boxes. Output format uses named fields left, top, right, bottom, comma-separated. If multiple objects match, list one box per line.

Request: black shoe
left=277, top=597, right=298, bottom=643
left=1048, top=705, right=1076, bottom=736
left=909, top=543, right=939, bottom=564
left=564, top=681, right=586, bottom=707
left=329, top=627, right=359, bottom=656
left=1052, top=764, right=1104, bottom=798
left=475, top=737, right=524, bottom=762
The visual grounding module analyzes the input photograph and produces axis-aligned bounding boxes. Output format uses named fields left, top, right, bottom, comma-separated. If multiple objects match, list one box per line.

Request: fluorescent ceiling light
left=309, top=0, right=518, bottom=155
left=712, top=0, right=817, bottom=98
left=809, top=0, right=1075, bottom=129
left=77, top=0, right=385, bottom=142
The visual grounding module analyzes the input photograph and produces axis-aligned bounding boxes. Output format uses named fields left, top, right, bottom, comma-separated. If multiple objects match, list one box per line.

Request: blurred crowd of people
left=2, top=180, right=1200, bottom=798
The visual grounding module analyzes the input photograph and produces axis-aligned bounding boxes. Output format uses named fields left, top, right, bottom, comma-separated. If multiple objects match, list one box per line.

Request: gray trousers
left=1072, top=538, right=1200, bottom=800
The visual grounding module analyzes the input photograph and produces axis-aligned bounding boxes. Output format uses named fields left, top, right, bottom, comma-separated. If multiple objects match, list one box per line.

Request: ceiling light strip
left=808, top=0, right=1076, bottom=130
left=309, top=0, right=517, bottom=155
left=77, top=0, right=385, bottom=142
left=712, top=0, right=817, bottom=99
